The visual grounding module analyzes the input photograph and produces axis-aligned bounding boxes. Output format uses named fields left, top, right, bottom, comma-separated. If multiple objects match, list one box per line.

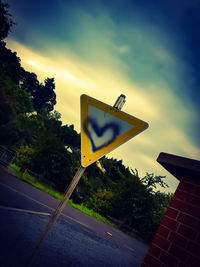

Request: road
left=0, top=166, right=148, bottom=266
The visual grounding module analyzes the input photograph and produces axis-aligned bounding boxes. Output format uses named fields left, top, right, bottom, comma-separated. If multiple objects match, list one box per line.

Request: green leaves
left=83, top=160, right=171, bottom=239
left=15, top=145, right=35, bottom=167
left=86, top=189, right=114, bottom=215
left=141, top=172, right=169, bottom=190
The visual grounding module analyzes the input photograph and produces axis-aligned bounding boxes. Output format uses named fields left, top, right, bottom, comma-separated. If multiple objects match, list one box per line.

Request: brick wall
left=142, top=178, right=200, bottom=267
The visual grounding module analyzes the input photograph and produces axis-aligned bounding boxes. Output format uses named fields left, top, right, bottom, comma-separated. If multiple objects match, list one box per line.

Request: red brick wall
left=142, top=179, right=200, bottom=267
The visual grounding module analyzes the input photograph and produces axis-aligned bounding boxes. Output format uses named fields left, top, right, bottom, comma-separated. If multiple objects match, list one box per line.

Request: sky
left=5, top=0, right=200, bottom=193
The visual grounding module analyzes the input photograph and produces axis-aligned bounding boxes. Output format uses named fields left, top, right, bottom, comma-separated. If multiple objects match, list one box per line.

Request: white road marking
left=0, top=205, right=50, bottom=216
left=0, top=182, right=89, bottom=228
left=0, top=182, right=53, bottom=211
left=106, top=232, right=113, bottom=236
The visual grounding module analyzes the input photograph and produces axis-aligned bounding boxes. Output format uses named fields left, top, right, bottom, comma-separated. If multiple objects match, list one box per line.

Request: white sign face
left=81, top=94, right=149, bottom=167
left=87, top=105, right=134, bottom=154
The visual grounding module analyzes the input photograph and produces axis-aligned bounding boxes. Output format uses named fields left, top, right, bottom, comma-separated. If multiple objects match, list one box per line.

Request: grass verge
left=10, top=164, right=115, bottom=227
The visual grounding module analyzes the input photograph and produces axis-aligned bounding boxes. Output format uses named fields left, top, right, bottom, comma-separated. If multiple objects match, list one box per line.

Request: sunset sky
left=5, top=0, right=200, bottom=192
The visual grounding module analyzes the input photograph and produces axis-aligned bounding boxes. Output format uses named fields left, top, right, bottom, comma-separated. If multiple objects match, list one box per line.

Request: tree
left=15, top=88, right=33, bottom=114
left=141, top=173, right=169, bottom=191
left=49, top=110, right=61, bottom=120
left=0, top=74, right=16, bottom=125
left=0, top=73, right=33, bottom=126
left=20, top=72, right=56, bottom=112
left=0, top=113, right=45, bottom=146
left=29, top=134, right=78, bottom=191
left=20, top=69, right=40, bottom=95
left=0, top=42, right=21, bottom=84
left=86, top=189, right=114, bottom=215
left=61, top=124, right=80, bottom=148
left=0, top=0, right=15, bottom=41
left=15, top=145, right=35, bottom=167
left=33, top=78, right=56, bottom=112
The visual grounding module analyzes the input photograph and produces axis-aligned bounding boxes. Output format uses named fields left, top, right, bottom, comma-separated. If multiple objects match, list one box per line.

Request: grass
left=10, top=164, right=115, bottom=227
left=67, top=199, right=115, bottom=226
left=10, top=164, right=63, bottom=200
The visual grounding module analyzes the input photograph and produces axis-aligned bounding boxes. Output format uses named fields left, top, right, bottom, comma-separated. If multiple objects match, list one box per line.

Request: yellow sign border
left=81, top=94, right=149, bottom=167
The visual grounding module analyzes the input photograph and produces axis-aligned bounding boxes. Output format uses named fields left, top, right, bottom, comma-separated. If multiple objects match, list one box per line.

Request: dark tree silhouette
left=20, top=69, right=40, bottom=95
left=32, top=78, right=56, bottom=112
left=20, top=72, right=56, bottom=112
left=0, top=0, right=15, bottom=41
left=0, top=42, right=21, bottom=84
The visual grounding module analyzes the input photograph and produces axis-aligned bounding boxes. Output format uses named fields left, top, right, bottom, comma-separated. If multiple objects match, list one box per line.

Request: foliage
left=15, top=145, right=35, bottom=167
left=0, top=42, right=21, bottom=84
left=61, top=124, right=80, bottom=148
left=67, top=200, right=115, bottom=227
left=0, top=0, right=15, bottom=41
left=141, top=172, right=169, bottom=191
left=86, top=189, right=114, bottom=215
left=29, top=135, right=79, bottom=191
left=0, top=74, right=16, bottom=125
left=32, top=78, right=56, bottom=112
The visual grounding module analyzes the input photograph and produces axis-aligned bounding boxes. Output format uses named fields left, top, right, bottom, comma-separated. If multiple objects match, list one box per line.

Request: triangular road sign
left=81, top=94, right=149, bottom=167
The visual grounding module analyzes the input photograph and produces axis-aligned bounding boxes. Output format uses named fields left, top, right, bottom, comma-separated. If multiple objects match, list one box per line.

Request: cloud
left=161, top=125, right=200, bottom=158
left=114, top=44, right=131, bottom=54
left=7, top=38, right=160, bottom=122
left=6, top=29, right=200, bottom=193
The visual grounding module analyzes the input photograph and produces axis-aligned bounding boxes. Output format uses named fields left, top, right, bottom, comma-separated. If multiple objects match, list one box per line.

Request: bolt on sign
left=81, top=94, right=149, bottom=167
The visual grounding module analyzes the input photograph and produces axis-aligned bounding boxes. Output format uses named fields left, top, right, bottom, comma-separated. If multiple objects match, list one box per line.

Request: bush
left=15, top=145, right=35, bottom=167
left=86, top=189, right=114, bottom=216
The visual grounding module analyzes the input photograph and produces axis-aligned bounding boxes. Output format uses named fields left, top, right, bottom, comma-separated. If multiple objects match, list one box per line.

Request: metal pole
left=27, top=166, right=86, bottom=266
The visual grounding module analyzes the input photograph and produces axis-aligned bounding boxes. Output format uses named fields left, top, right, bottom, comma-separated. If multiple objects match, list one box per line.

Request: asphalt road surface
left=0, top=167, right=148, bottom=266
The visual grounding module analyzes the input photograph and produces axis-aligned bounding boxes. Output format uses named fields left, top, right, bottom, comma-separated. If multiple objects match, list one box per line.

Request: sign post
left=28, top=94, right=148, bottom=266
left=28, top=166, right=86, bottom=266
